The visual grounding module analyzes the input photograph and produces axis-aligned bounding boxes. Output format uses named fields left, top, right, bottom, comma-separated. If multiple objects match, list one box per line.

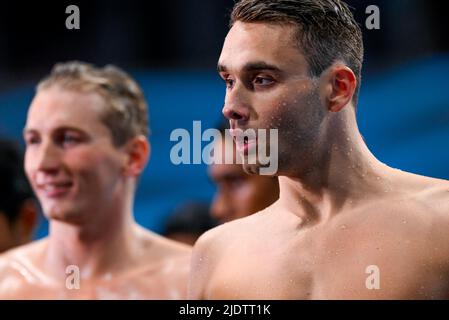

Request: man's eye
left=225, top=79, right=234, bottom=88
left=254, top=76, right=274, bottom=86
left=61, top=134, right=81, bottom=146
left=224, top=78, right=235, bottom=88
left=25, top=136, right=40, bottom=145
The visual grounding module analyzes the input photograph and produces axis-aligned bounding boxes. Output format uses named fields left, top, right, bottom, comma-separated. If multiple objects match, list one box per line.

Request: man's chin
left=43, top=205, right=85, bottom=225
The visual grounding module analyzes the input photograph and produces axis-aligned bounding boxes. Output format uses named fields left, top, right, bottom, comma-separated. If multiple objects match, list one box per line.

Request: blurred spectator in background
left=208, top=121, right=280, bottom=224
left=164, top=202, right=217, bottom=245
left=0, top=138, right=38, bottom=253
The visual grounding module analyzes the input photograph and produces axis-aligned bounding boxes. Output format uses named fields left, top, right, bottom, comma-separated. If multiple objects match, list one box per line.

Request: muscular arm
left=188, top=228, right=223, bottom=300
left=422, top=186, right=449, bottom=297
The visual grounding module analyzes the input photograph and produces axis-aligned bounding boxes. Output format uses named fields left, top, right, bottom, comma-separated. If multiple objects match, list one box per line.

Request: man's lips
left=36, top=181, right=74, bottom=198
left=236, top=138, right=257, bottom=154
left=229, top=129, right=257, bottom=155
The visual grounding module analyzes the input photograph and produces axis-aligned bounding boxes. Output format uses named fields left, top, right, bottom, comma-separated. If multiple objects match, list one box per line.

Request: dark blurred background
left=1, top=0, right=448, bottom=238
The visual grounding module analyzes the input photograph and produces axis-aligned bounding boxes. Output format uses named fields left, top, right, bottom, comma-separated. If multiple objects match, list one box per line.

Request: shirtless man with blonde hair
left=0, top=61, right=191, bottom=299
left=190, top=0, right=449, bottom=299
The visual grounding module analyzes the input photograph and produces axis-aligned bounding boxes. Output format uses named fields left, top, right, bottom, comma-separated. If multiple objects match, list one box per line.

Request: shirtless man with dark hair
left=189, top=0, right=449, bottom=299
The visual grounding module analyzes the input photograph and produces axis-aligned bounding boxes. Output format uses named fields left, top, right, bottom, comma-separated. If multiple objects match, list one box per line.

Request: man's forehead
left=25, top=88, right=106, bottom=130
left=219, top=21, right=306, bottom=73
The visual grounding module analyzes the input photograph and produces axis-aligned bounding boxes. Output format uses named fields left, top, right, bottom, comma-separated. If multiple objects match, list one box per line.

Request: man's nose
left=33, top=140, right=61, bottom=174
left=222, top=105, right=249, bottom=121
left=222, top=85, right=250, bottom=123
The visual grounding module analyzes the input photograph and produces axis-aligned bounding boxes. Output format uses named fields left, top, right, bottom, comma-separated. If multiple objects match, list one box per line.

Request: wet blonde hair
left=37, top=61, right=149, bottom=146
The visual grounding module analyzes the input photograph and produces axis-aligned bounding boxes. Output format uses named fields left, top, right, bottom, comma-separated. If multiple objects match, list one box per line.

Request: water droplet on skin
left=340, top=224, right=347, bottom=230
left=402, top=220, right=407, bottom=224
left=376, top=176, right=381, bottom=180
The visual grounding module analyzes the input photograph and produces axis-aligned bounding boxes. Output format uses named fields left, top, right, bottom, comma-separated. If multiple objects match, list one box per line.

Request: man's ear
left=123, top=135, right=150, bottom=177
left=322, top=65, right=357, bottom=113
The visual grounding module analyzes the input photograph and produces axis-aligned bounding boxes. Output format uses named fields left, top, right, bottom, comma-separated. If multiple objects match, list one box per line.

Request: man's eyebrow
left=217, top=61, right=282, bottom=74
left=23, top=126, right=86, bottom=136
left=243, top=62, right=282, bottom=72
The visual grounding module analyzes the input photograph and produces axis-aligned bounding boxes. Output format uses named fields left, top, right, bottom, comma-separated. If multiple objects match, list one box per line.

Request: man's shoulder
left=401, top=179, right=449, bottom=261
left=135, top=225, right=192, bottom=273
left=0, top=239, right=48, bottom=297
left=0, top=239, right=47, bottom=269
left=381, top=176, right=449, bottom=236
left=192, top=209, right=270, bottom=267
left=386, top=172, right=449, bottom=217
left=410, top=178, right=449, bottom=217
left=189, top=222, right=242, bottom=299
left=137, top=225, right=191, bottom=254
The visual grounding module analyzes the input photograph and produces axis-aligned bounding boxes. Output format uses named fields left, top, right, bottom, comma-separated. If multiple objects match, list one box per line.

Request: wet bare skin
left=191, top=172, right=449, bottom=300
left=0, top=226, right=191, bottom=299
left=190, top=22, right=449, bottom=300
left=0, top=86, right=192, bottom=299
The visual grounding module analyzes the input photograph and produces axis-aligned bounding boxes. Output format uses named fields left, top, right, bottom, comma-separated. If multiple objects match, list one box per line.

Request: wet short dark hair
left=0, top=138, right=34, bottom=223
left=230, top=0, right=364, bottom=106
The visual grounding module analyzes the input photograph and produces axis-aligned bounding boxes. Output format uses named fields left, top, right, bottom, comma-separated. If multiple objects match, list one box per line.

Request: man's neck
left=44, top=210, right=139, bottom=282
left=278, top=108, right=397, bottom=224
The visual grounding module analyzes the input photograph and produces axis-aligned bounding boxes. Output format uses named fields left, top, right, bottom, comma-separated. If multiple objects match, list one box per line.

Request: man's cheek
left=73, top=150, right=108, bottom=168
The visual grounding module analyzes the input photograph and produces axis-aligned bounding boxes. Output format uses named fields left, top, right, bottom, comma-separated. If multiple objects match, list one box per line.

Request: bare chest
left=207, top=226, right=448, bottom=299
